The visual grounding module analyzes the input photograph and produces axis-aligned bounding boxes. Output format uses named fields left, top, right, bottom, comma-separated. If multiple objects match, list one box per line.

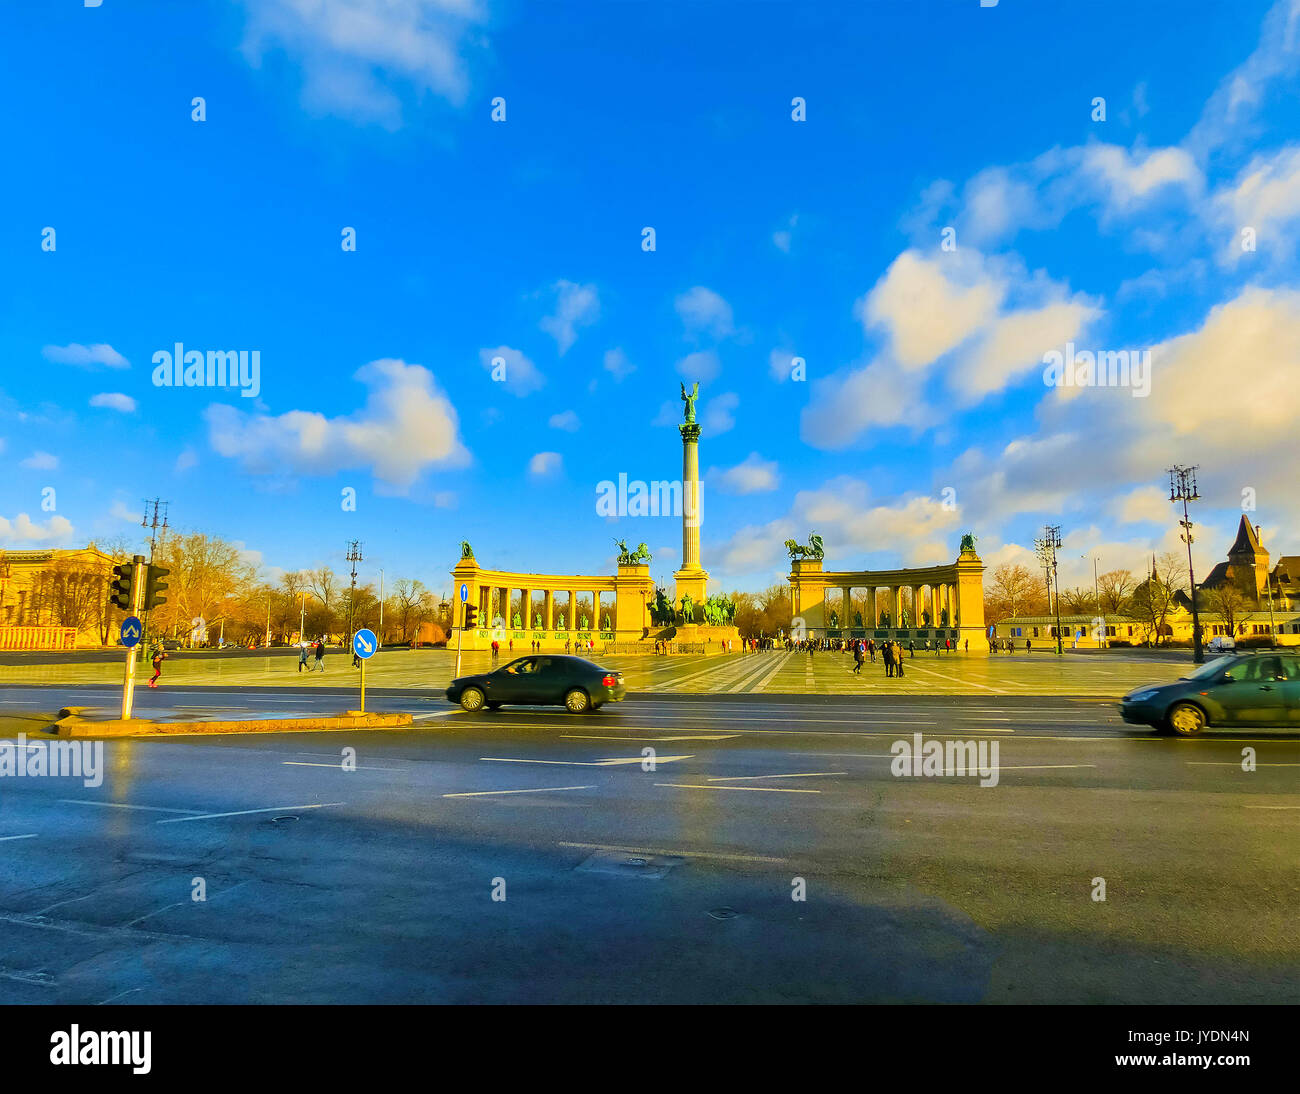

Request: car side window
left=505, top=658, right=535, bottom=675
left=534, top=658, right=553, bottom=672
left=1257, top=657, right=1282, bottom=681
left=1280, top=657, right=1300, bottom=680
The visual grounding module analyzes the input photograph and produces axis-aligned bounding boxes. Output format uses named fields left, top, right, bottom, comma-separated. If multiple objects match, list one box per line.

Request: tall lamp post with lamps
left=1168, top=466, right=1204, bottom=664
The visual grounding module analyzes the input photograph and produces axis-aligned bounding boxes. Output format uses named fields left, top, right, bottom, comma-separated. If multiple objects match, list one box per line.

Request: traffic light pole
left=121, top=554, right=146, bottom=720
left=454, top=601, right=466, bottom=678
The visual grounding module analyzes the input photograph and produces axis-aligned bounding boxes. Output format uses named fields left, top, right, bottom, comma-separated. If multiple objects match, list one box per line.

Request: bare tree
left=1202, top=582, right=1248, bottom=638
left=985, top=563, right=1046, bottom=622
left=1096, top=569, right=1135, bottom=614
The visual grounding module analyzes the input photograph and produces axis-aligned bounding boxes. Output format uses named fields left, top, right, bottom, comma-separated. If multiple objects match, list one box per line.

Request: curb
left=47, top=711, right=414, bottom=738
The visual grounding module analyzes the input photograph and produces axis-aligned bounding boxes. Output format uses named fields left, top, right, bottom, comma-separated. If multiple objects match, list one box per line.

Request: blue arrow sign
left=352, top=628, right=377, bottom=659
left=460, top=583, right=468, bottom=602
left=120, top=616, right=143, bottom=648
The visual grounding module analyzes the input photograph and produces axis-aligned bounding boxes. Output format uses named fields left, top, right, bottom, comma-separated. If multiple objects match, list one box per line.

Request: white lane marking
left=559, top=734, right=739, bottom=742
left=1187, top=762, right=1300, bottom=767
left=890, top=661, right=1007, bottom=693
left=60, top=799, right=207, bottom=815
left=0, top=833, right=37, bottom=842
left=559, top=841, right=788, bottom=864
left=156, top=802, right=345, bottom=824
left=281, top=761, right=394, bottom=770
left=411, top=711, right=462, bottom=721
left=749, top=651, right=795, bottom=693
left=1245, top=805, right=1300, bottom=810
left=707, top=771, right=846, bottom=781
left=993, top=764, right=1098, bottom=770
left=481, top=755, right=692, bottom=767
left=656, top=782, right=820, bottom=794
left=444, top=785, right=594, bottom=798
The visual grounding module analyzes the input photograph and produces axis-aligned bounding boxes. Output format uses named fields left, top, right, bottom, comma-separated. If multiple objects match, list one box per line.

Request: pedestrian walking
left=1026, top=638, right=1032, bottom=653
left=298, top=642, right=309, bottom=672
left=895, top=649, right=905, bottom=678
left=964, top=639, right=969, bottom=652
left=883, top=642, right=895, bottom=678
left=313, top=639, right=325, bottom=672
left=853, top=642, right=864, bottom=674
left=908, top=640, right=915, bottom=658
left=147, top=648, right=166, bottom=688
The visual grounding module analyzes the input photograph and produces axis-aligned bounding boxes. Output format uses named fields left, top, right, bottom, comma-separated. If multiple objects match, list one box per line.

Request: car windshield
left=1181, top=656, right=1236, bottom=681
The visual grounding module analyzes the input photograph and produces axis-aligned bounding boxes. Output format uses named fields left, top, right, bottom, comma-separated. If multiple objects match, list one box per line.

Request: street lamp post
left=1168, top=465, right=1204, bottom=664
left=378, top=568, right=385, bottom=647
left=346, top=541, right=363, bottom=650
left=1035, top=526, right=1064, bottom=655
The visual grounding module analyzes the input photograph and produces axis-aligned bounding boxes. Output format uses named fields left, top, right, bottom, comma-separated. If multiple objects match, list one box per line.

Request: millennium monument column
left=673, top=381, right=708, bottom=608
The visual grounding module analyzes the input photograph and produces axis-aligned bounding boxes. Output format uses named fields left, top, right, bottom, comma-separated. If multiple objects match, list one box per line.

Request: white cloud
left=1186, top=0, right=1300, bottom=157
left=237, top=0, right=487, bottom=125
left=1077, top=144, right=1203, bottom=212
left=42, top=343, right=128, bottom=369
left=89, top=392, right=136, bottom=413
left=700, top=392, right=738, bottom=436
left=548, top=409, right=580, bottom=431
left=710, top=452, right=779, bottom=495
left=675, top=286, right=734, bottom=340
left=768, top=348, right=797, bottom=382
left=0, top=513, right=74, bottom=545
left=528, top=451, right=562, bottom=478
left=433, top=490, right=457, bottom=508
left=860, top=250, right=1002, bottom=369
left=479, top=345, right=544, bottom=396
left=109, top=500, right=142, bottom=524
left=603, top=347, right=636, bottom=381
left=955, top=297, right=1098, bottom=402
left=800, top=359, right=931, bottom=449
left=20, top=451, right=58, bottom=470
left=540, top=280, right=600, bottom=355
left=175, top=447, right=198, bottom=473
left=206, top=358, right=468, bottom=489
left=676, top=349, right=720, bottom=382
left=1115, top=486, right=1170, bottom=525
left=711, top=478, right=962, bottom=585
left=773, top=213, right=798, bottom=252
left=1213, top=144, right=1300, bottom=264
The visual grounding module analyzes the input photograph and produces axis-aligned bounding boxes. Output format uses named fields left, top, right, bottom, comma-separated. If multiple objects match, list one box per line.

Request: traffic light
left=464, top=604, right=478, bottom=629
left=109, top=563, right=136, bottom=611
left=143, top=564, right=170, bottom=610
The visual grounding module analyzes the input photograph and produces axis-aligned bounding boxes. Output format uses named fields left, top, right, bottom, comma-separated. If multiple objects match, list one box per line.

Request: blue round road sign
left=352, top=628, right=378, bottom=659
left=120, top=616, right=143, bottom=648
left=460, top=583, right=468, bottom=602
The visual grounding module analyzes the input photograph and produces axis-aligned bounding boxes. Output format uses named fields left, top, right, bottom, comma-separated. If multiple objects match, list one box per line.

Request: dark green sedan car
left=1119, top=652, right=1300, bottom=735
left=446, top=654, right=626, bottom=713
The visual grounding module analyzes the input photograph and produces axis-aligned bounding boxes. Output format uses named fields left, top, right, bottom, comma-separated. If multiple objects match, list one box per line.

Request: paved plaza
left=0, top=647, right=1191, bottom=697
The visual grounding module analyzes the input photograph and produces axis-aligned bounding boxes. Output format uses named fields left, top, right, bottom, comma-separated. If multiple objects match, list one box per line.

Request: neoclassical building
left=787, top=535, right=986, bottom=647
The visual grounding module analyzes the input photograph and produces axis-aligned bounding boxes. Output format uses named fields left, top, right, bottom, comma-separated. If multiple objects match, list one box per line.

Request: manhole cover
left=271, top=815, right=299, bottom=824
left=708, top=907, right=739, bottom=920
left=575, top=850, right=680, bottom=879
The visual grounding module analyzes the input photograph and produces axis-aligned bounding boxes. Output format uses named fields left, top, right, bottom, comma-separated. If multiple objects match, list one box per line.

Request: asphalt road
left=0, top=692, right=1297, bottom=1003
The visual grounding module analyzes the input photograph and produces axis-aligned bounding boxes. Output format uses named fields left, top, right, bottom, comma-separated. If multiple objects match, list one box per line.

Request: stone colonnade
left=450, top=556, right=655, bottom=651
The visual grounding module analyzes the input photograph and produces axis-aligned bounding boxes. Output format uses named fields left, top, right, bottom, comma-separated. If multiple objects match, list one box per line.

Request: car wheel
left=487, top=701, right=502, bottom=711
left=564, top=688, right=590, bottom=713
left=460, top=687, right=486, bottom=712
left=1167, top=701, right=1206, bottom=737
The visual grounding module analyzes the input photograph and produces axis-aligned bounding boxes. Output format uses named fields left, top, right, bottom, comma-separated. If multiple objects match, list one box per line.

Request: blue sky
left=3, top=0, right=1299, bottom=596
